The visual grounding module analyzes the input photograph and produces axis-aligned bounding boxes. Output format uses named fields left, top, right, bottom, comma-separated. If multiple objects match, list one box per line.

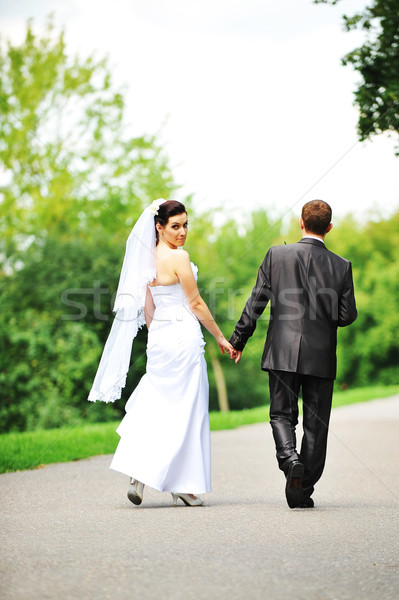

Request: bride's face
left=159, top=212, right=188, bottom=248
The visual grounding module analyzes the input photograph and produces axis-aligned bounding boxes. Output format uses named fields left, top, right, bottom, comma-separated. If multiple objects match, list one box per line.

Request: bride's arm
left=144, top=285, right=155, bottom=329
left=174, top=251, right=233, bottom=356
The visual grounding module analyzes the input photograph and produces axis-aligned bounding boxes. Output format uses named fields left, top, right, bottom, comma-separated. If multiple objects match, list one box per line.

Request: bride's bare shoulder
left=170, top=249, right=191, bottom=271
left=174, top=249, right=190, bottom=261
left=157, top=248, right=190, bottom=269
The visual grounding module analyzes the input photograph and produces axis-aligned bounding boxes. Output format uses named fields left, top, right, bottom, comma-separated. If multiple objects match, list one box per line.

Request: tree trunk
left=209, top=345, right=229, bottom=413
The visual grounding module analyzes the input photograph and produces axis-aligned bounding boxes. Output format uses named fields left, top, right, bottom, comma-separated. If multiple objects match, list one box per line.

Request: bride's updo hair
left=155, top=200, right=187, bottom=243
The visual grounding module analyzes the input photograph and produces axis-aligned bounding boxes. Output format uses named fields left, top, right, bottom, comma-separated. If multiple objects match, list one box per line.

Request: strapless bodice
left=149, top=262, right=198, bottom=317
left=150, top=282, right=186, bottom=309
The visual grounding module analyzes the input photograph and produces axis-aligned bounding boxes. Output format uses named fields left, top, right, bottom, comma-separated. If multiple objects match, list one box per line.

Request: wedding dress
left=110, top=263, right=211, bottom=494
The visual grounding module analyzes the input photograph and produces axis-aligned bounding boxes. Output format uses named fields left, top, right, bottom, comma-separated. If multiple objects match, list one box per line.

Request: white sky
left=1, top=0, right=398, bottom=223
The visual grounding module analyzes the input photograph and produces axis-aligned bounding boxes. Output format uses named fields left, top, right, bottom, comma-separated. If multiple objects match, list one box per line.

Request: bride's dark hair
left=154, top=200, right=187, bottom=243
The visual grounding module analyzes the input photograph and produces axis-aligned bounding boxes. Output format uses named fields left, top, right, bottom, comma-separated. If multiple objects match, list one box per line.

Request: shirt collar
left=302, top=235, right=325, bottom=244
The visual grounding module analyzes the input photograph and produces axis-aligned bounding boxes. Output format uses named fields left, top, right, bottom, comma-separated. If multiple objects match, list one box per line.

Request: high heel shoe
left=171, top=493, right=204, bottom=507
left=127, top=478, right=144, bottom=505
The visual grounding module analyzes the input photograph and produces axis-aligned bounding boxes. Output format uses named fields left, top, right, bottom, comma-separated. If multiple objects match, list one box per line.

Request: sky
left=1, top=0, right=398, bottom=224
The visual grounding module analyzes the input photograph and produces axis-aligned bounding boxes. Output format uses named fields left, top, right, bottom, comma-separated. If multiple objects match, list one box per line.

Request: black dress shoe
left=298, top=497, right=314, bottom=508
left=285, top=460, right=304, bottom=509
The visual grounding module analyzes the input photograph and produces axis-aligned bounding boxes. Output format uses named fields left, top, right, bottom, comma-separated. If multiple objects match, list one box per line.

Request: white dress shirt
left=302, top=235, right=325, bottom=244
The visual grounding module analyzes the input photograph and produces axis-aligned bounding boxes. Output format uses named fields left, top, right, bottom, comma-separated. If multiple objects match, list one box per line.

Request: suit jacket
left=229, top=238, right=357, bottom=379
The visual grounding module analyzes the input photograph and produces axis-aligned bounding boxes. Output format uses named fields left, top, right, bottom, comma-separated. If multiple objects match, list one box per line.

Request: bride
left=89, top=199, right=234, bottom=506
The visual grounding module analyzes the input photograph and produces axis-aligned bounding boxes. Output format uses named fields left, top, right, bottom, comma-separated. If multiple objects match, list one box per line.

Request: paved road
left=1, top=396, right=399, bottom=600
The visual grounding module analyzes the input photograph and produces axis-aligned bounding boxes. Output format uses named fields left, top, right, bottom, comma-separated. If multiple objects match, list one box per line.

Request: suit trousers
left=268, top=370, right=334, bottom=497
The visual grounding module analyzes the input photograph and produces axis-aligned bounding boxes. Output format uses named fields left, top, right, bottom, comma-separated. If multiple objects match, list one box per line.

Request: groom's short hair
left=302, top=200, right=332, bottom=235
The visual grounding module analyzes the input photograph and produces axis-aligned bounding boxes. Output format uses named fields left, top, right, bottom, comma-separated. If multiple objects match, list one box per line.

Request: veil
left=88, top=199, right=166, bottom=403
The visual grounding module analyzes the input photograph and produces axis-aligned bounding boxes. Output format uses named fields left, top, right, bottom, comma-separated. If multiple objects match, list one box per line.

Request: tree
left=0, top=17, right=177, bottom=271
left=0, top=18, right=179, bottom=431
left=315, top=0, right=399, bottom=150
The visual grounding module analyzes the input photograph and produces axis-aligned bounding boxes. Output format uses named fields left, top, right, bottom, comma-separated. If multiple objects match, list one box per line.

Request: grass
left=1, top=384, right=398, bottom=474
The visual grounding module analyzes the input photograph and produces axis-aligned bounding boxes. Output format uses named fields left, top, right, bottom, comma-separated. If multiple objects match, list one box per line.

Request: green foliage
left=0, top=18, right=177, bottom=432
left=329, top=210, right=399, bottom=387
left=0, top=308, right=119, bottom=431
left=1, top=18, right=398, bottom=434
left=314, top=0, right=399, bottom=149
left=3, top=200, right=399, bottom=430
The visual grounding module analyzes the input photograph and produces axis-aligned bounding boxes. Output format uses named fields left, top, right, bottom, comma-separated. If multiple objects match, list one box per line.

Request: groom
left=229, top=200, right=357, bottom=508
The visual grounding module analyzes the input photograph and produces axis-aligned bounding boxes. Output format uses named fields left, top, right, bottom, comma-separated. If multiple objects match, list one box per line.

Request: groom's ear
left=299, top=217, right=305, bottom=231
left=326, top=223, right=333, bottom=234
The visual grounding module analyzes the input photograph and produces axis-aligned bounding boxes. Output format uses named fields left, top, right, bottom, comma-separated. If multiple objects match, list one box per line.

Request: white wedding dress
left=110, top=263, right=211, bottom=494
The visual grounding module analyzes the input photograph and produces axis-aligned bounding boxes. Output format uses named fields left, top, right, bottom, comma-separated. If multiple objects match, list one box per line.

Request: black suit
left=230, top=238, right=357, bottom=497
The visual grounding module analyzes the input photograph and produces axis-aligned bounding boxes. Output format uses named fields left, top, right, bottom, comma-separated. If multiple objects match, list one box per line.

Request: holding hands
left=216, top=335, right=235, bottom=358
left=216, top=335, right=242, bottom=363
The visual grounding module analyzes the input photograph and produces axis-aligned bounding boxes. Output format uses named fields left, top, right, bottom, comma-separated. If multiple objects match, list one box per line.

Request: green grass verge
left=1, top=385, right=398, bottom=474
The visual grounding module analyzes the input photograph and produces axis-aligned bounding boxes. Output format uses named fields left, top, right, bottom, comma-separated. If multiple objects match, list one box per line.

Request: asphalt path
left=1, top=395, right=399, bottom=600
